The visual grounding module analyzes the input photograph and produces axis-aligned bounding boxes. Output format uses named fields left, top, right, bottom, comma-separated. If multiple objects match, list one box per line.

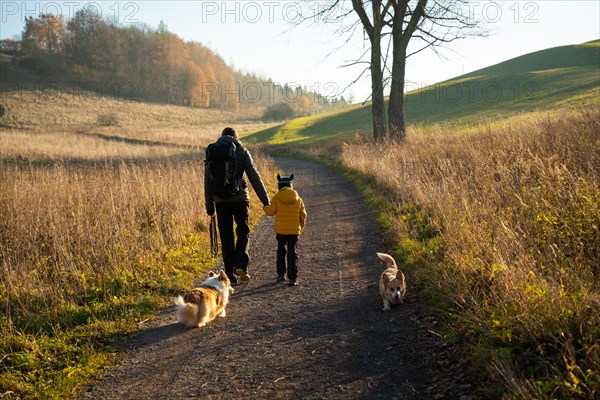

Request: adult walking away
left=204, top=127, right=270, bottom=285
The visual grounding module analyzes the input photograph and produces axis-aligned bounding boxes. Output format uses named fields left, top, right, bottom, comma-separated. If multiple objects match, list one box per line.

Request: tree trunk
left=388, top=0, right=427, bottom=141
left=388, top=44, right=407, bottom=141
left=371, top=35, right=386, bottom=141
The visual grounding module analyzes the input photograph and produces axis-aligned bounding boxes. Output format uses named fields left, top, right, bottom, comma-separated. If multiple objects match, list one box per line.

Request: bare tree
left=303, top=0, right=484, bottom=140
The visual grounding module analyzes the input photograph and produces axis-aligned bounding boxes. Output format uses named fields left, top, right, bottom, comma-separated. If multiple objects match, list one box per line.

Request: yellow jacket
left=263, top=187, right=307, bottom=235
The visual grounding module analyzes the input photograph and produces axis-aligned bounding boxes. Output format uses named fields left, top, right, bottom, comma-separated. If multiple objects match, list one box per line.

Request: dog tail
left=376, top=252, right=397, bottom=268
left=174, top=295, right=199, bottom=327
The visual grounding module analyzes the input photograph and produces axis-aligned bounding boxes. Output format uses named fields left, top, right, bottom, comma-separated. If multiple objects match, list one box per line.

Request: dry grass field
left=0, top=88, right=265, bottom=129
left=2, top=79, right=598, bottom=398
left=0, top=89, right=277, bottom=398
left=0, top=88, right=276, bottom=155
left=335, top=109, right=600, bottom=399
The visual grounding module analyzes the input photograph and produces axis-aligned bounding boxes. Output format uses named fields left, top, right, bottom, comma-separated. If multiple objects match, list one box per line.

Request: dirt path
left=80, top=158, right=474, bottom=400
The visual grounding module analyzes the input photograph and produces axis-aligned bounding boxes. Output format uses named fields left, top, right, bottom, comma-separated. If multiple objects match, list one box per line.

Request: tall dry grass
left=1, top=161, right=201, bottom=315
left=0, top=153, right=274, bottom=327
left=338, top=109, right=600, bottom=399
left=0, top=86, right=276, bottom=396
left=0, top=150, right=274, bottom=397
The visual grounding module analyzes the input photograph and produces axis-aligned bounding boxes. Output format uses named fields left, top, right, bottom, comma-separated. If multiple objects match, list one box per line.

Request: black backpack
left=205, top=140, right=243, bottom=198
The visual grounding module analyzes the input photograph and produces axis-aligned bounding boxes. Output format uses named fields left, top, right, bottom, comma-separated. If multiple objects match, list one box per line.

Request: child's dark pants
left=276, top=234, right=298, bottom=282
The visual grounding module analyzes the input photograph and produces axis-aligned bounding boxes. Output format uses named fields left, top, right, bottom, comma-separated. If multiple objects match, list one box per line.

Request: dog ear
left=289, top=174, right=294, bottom=180
left=382, top=274, right=390, bottom=285
left=208, top=271, right=216, bottom=277
left=218, top=270, right=227, bottom=280
left=277, top=173, right=281, bottom=180
left=396, top=270, right=406, bottom=286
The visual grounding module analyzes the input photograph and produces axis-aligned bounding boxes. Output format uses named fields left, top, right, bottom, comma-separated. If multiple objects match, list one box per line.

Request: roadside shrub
left=262, top=103, right=295, bottom=121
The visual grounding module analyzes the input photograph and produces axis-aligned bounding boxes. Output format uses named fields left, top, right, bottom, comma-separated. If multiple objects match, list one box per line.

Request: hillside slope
left=245, top=40, right=600, bottom=144
left=460, top=40, right=599, bottom=78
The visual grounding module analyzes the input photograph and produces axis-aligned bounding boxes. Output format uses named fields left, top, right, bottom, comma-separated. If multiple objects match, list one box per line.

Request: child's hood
left=276, top=187, right=299, bottom=204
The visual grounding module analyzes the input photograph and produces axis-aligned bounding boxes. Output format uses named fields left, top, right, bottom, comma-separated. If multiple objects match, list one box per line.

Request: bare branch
left=339, top=64, right=372, bottom=99
left=352, top=0, right=375, bottom=40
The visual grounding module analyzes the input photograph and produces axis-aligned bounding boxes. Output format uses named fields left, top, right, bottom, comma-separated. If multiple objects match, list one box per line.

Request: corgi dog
left=377, top=253, right=407, bottom=311
left=175, top=270, right=233, bottom=328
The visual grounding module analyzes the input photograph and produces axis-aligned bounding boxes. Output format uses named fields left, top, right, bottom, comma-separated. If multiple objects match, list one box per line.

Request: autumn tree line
left=1, top=10, right=346, bottom=117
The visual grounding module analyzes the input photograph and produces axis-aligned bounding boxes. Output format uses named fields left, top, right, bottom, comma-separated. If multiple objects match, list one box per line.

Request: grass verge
left=253, top=108, right=600, bottom=399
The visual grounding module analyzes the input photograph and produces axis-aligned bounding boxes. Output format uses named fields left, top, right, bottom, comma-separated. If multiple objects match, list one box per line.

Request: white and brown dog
left=377, top=253, right=406, bottom=311
left=175, top=270, right=233, bottom=328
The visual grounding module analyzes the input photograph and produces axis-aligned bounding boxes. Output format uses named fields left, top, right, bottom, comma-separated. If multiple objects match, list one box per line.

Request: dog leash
left=210, top=214, right=218, bottom=258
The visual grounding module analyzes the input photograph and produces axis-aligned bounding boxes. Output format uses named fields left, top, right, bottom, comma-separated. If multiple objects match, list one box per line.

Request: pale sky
left=1, top=1, right=599, bottom=102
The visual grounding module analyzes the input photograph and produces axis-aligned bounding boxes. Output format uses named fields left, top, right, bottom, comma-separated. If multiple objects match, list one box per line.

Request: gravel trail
left=80, top=158, right=473, bottom=400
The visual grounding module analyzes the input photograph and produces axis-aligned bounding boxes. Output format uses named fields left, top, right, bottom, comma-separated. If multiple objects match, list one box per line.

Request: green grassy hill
left=244, top=40, right=600, bottom=144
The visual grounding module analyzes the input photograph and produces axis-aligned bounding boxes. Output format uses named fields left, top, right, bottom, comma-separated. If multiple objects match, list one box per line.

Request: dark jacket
left=204, top=135, right=270, bottom=213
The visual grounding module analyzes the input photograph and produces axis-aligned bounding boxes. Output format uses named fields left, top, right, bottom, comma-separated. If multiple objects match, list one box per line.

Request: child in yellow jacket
left=263, top=174, right=307, bottom=286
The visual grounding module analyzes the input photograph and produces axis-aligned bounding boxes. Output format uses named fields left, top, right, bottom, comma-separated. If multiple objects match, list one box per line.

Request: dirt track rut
left=80, top=158, right=473, bottom=400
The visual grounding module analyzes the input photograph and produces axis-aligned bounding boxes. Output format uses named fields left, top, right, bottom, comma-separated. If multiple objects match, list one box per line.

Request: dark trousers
left=216, top=201, right=250, bottom=283
left=277, top=234, right=298, bottom=282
